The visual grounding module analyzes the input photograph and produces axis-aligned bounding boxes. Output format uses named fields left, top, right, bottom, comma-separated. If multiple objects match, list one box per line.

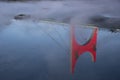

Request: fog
left=0, top=0, right=120, bottom=29
left=0, top=0, right=120, bottom=80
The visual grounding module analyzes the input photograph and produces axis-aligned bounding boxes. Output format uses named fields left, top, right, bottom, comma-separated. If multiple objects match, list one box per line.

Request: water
left=0, top=20, right=120, bottom=80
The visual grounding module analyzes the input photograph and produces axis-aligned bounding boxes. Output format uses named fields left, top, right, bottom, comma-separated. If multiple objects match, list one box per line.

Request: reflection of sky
left=0, top=20, right=120, bottom=80
left=0, top=20, right=70, bottom=80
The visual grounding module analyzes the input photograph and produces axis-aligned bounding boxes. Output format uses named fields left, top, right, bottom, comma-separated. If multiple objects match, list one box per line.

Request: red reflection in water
left=71, top=26, right=98, bottom=74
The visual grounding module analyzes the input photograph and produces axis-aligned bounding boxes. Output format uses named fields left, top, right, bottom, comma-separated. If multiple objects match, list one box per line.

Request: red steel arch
left=71, top=26, right=98, bottom=74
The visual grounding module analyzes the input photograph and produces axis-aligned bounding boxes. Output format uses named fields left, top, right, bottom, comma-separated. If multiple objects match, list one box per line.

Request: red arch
left=71, top=26, right=98, bottom=74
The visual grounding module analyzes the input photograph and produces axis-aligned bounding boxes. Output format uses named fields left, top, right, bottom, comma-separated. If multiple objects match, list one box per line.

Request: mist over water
left=0, top=0, right=120, bottom=80
left=0, top=0, right=120, bottom=28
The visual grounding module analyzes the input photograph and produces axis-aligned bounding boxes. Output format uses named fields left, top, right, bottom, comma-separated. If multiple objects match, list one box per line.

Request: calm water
left=0, top=20, right=120, bottom=80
